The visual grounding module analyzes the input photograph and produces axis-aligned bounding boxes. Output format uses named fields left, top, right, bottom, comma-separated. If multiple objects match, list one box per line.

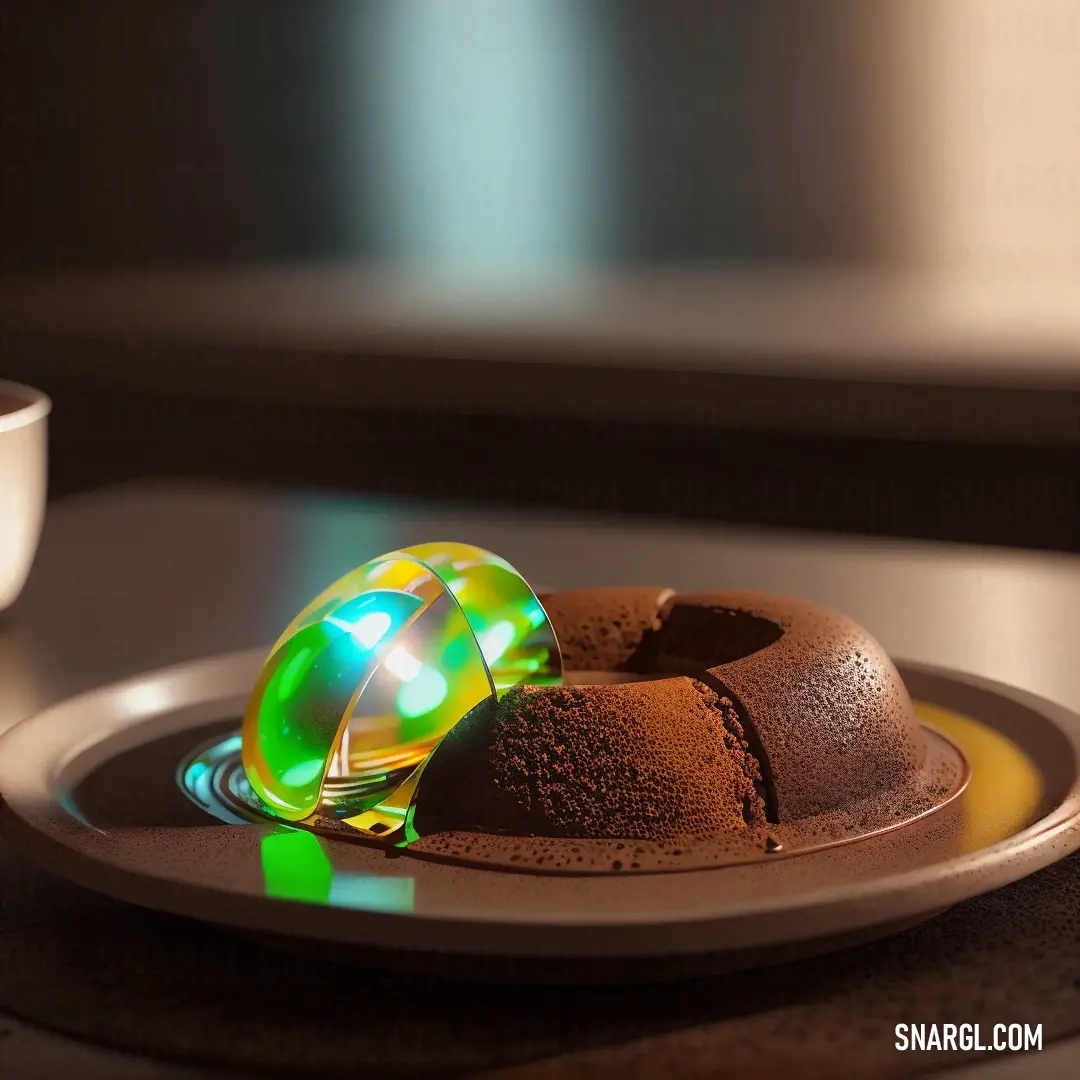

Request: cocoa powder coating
left=414, top=586, right=933, bottom=849
left=413, top=677, right=766, bottom=841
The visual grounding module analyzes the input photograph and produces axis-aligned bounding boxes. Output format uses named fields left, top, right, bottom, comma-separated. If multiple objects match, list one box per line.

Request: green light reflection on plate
left=260, top=829, right=415, bottom=913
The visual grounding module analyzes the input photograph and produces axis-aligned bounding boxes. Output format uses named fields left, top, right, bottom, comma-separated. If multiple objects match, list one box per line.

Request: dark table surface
left=2, top=481, right=1080, bottom=1078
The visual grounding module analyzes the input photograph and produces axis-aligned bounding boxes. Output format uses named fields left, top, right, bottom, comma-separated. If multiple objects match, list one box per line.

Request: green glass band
left=241, top=542, right=561, bottom=826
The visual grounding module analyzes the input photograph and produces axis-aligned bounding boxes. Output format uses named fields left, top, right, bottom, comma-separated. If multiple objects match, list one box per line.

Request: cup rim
left=0, top=379, right=52, bottom=433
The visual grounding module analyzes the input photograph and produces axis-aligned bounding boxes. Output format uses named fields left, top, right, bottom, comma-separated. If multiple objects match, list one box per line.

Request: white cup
left=0, top=381, right=51, bottom=614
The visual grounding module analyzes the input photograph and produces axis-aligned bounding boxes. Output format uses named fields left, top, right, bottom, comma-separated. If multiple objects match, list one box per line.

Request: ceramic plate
left=1, top=649, right=1077, bottom=970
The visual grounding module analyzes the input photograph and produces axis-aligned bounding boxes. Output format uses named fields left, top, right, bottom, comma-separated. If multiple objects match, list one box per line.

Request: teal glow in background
left=361, top=0, right=621, bottom=290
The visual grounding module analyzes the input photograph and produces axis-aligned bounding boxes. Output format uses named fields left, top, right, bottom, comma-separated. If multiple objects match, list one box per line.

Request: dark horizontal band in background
left=23, top=382, right=1080, bottom=555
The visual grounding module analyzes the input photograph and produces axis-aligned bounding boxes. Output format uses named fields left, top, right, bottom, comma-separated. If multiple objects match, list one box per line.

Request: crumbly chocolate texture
left=412, top=677, right=767, bottom=842
left=643, top=591, right=926, bottom=822
left=538, top=587, right=674, bottom=673
left=403, top=726, right=965, bottom=875
left=413, top=586, right=928, bottom=847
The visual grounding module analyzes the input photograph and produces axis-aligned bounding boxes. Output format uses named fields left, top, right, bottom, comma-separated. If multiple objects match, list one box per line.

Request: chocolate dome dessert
left=414, top=676, right=768, bottom=841
left=240, top=551, right=966, bottom=875
left=410, top=588, right=950, bottom=862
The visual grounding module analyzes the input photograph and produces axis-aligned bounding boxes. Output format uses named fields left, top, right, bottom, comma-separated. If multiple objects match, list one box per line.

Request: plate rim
left=1, top=650, right=1078, bottom=958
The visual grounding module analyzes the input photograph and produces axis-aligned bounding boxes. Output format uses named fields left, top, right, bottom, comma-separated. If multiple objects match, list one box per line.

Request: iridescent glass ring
left=240, top=542, right=561, bottom=841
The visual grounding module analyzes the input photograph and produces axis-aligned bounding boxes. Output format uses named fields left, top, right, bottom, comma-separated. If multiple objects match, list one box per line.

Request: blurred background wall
left=6, top=1, right=1080, bottom=273
left=3, top=0, right=1080, bottom=549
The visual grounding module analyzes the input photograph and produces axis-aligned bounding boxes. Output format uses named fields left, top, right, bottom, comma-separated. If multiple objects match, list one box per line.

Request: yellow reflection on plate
left=915, top=701, right=1044, bottom=853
